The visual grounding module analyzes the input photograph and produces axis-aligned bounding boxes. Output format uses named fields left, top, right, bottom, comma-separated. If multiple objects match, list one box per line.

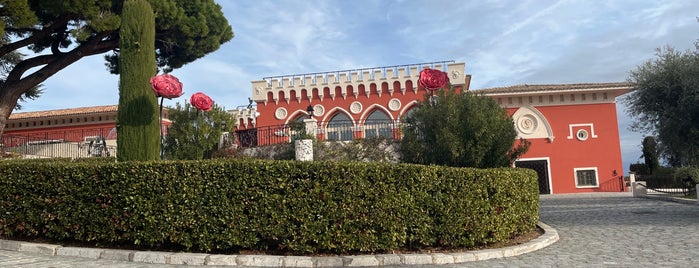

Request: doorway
left=515, top=159, right=551, bottom=194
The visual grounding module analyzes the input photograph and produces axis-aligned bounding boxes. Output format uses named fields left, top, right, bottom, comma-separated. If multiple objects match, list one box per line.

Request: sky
left=17, top=0, right=699, bottom=173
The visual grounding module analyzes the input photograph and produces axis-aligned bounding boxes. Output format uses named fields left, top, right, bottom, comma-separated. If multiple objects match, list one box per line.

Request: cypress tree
left=116, top=0, right=159, bottom=161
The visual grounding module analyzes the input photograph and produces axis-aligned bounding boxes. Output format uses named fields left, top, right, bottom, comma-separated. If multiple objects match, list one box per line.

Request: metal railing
left=636, top=174, right=694, bottom=195
left=232, top=120, right=403, bottom=148
left=2, top=128, right=117, bottom=158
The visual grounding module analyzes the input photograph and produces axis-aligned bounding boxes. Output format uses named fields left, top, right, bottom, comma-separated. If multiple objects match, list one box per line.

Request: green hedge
left=0, top=159, right=539, bottom=254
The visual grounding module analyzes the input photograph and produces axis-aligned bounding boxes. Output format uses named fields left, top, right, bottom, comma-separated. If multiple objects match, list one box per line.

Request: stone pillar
left=294, top=139, right=313, bottom=161
left=632, top=181, right=646, bottom=197
left=303, top=118, right=317, bottom=138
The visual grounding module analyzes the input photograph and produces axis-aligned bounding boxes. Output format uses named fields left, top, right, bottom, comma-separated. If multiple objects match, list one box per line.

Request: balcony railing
left=2, top=128, right=116, bottom=158
left=233, top=120, right=403, bottom=148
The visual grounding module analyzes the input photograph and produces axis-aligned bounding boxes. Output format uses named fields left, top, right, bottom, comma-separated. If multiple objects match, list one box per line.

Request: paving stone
left=313, top=256, right=343, bottom=267
left=236, top=254, right=284, bottom=267
left=206, top=254, right=238, bottom=266
left=343, top=255, right=379, bottom=267
left=18, top=242, right=60, bottom=256
left=168, top=252, right=208, bottom=265
left=282, top=256, right=313, bottom=267
left=56, top=246, right=104, bottom=259
left=132, top=251, right=171, bottom=264
left=99, top=249, right=135, bottom=261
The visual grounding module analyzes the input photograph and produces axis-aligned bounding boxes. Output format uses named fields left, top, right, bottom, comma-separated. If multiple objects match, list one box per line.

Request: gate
left=516, top=159, right=551, bottom=194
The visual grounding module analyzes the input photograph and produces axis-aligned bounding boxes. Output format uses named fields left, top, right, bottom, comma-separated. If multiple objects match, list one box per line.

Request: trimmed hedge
left=0, top=158, right=539, bottom=254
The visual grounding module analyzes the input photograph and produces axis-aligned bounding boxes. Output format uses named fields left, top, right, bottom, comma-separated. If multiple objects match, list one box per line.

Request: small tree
left=624, top=45, right=699, bottom=166
left=163, top=102, right=234, bottom=160
left=116, top=0, right=159, bottom=161
left=401, top=87, right=529, bottom=168
left=641, top=136, right=660, bottom=174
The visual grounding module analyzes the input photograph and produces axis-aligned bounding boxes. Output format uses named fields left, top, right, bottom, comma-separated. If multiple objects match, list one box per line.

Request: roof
left=9, top=105, right=119, bottom=120
left=474, top=82, right=633, bottom=95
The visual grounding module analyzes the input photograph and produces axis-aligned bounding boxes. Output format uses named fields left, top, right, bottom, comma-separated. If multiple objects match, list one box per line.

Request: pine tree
left=116, top=0, right=159, bottom=161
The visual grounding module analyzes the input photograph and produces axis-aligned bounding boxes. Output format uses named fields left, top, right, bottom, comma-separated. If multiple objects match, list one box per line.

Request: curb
left=637, top=194, right=698, bottom=205
left=0, top=222, right=558, bottom=267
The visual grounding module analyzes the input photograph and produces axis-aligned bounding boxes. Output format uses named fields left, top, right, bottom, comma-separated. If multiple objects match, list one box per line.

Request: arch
left=335, top=86, right=343, bottom=99
left=511, top=106, right=555, bottom=142
left=312, top=88, right=320, bottom=101
left=369, top=83, right=378, bottom=97
left=346, top=85, right=355, bottom=98
left=266, top=92, right=274, bottom=103
left=405, top=80, right=414, bottom=94
left=278, top=91, right=287, bottom=104
left=399, top=100, right=420, bottom=122
left=392, top=81, right=401, bottom=94
left=289, top=90, right=299, bottom=103
left=301, top=89, right=309, bottom=101
left=324, top=109, right=355, bottom=141
left=323, top=87, right=331, bottom=97
left=285, top=109, right=311, bottom=125
left=361, top=107, right=394, bottom=139
left=359, top=104, right=395, bottom=122
left=381, top=82, right=389, bottom=96
left=320, top=107, right=355, bottom=125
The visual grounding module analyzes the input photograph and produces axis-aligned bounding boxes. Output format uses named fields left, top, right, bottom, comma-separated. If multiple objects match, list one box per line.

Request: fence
left=233, top=120, right=403, bottom=148
left=2, top=128, right=116, bottom=158
left=635, top=174, right=694, bottom=195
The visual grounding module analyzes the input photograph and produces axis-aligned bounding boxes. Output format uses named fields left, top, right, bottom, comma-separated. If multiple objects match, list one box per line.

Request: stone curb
left=0, top=222, right=558, bottom=267
left=637, top=194, right=699, bottom=205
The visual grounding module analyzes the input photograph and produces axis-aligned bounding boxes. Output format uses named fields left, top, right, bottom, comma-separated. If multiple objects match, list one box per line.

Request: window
left=364, top=110, right=392, bottom=139
left=576, top=129, right=589, bottom=141
left=326, top=113, right=353, bottom=141
left=575, top=167, right=598, bottom=188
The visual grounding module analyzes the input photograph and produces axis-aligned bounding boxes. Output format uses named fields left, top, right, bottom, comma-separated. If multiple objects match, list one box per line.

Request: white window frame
left=574, top=167, right=599, bottom=188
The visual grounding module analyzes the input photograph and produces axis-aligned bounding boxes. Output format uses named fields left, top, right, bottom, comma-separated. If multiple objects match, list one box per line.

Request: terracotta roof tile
left=9, top=105, right=118, bottom=120
left=474, top=82, right=632, bottom=94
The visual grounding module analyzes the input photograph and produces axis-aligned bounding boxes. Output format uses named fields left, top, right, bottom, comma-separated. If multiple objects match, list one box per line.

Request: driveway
left=1, top=193, right=698, bottom=267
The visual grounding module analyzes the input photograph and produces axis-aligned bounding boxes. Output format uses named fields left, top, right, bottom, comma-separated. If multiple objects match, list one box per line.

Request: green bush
left=674, top=166, right=699, bottom=186
left=0, top=158, right=539, bottom=254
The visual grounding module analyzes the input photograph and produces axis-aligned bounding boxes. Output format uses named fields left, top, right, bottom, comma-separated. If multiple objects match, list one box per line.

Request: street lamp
left=306, top=105, right=314, bottom=119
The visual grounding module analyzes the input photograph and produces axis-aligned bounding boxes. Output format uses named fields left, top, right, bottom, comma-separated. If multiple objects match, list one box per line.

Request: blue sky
left=19, top=0, right=699, bottom=172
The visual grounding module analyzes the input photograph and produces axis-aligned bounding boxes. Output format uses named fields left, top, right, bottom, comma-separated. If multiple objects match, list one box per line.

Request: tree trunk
left=116, top=0, right=159, bottom=161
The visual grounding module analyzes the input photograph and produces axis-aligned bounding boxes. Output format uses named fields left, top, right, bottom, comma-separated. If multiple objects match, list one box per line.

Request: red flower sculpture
left=418, top=68, right=449, bottom=91
left=150, top=74, right=184, bottom=99
left=190, top=92, right=214, bottom=111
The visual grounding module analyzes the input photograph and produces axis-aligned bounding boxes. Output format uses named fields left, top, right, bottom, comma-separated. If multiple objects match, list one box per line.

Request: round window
left=576, top=129, right=589, bottom=141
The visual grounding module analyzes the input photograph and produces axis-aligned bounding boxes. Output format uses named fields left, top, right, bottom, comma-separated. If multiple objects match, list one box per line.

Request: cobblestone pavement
left=1, top=192, right=698, bottom=267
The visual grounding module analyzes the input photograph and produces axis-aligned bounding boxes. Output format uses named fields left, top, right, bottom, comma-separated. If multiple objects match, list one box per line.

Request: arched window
left=364, top=110, right=392, bottom=139
left=403, top=107, right=416, bottom=120
left=326, top=113, right=353, bottom=141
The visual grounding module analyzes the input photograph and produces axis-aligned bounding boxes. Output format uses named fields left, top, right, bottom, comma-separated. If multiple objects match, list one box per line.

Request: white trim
left=514, top=157, right=553, bottom=194
left=574, top=167, right=599, bottom=188
left=359, top=104, right=396, bottom=122
left=566, top=123, right=598, bottom=139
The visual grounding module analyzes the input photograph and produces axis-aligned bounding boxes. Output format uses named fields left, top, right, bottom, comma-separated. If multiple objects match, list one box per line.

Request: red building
left=2, top=105, right=171, bottom=158
left=234, top=62, right=631, bottom=194
left=2, top=61, right=631, bottom=194
left=479, top=83, right=630, bottom=194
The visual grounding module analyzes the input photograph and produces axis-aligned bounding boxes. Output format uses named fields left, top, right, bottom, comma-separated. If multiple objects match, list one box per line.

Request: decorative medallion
left=388, top=98, right=402, bottom=111
left=516, top=114, right=538, bottom=134
left=274, top=107, right=287, bottom=120
left=451, top=70, right=461, bottom=79
left=255, top=86, right=263, bottom=95
left=350, top=101, right=363, bottom=114
left=313, top=104, right=325, bottom=117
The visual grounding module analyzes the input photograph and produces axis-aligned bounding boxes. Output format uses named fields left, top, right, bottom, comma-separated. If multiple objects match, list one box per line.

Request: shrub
left=0, top=158, right=539, bottom=254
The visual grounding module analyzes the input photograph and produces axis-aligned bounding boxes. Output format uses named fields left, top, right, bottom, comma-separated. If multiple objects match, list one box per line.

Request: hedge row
left=0, top=158, right=539, bottom=254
